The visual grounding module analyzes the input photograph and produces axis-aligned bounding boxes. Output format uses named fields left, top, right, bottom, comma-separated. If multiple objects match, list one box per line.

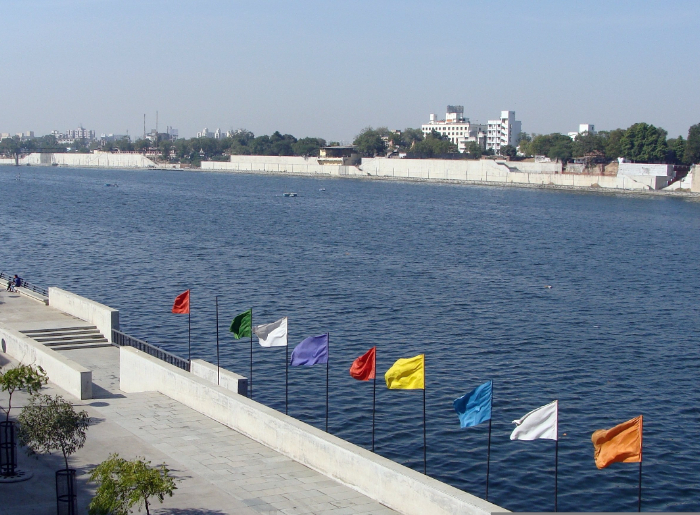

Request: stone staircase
left=20, top=326, right=111, bottom=350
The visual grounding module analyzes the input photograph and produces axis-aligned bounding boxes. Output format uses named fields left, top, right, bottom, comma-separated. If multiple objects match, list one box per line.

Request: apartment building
left=486, top=111, right=521, bottom=153
left=421, top=106, right=487, bottom=152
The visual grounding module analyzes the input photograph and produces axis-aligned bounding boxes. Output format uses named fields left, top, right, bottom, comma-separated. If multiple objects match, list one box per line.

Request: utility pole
left=143, top=114, right=146, bottom=140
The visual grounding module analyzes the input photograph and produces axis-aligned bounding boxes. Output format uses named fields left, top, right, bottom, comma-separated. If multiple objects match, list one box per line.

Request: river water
left=1, top=165, right=699, bottom=512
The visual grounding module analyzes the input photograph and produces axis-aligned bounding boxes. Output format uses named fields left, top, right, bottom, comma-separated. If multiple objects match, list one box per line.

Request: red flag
left=172, top=290, right=190, bottom=314
left=350, top=347, right=376, bottom=381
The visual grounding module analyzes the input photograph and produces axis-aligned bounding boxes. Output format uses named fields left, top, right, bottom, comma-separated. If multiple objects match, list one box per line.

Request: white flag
left=252, top=317, right=288, bottom=347
left=510, top=400, right=558, bottom=441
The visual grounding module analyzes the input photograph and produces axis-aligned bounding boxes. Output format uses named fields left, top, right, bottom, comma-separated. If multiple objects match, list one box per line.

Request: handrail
left=112, top=329, right=190, bottom=372
left=0, top=271, right=48, bottom=297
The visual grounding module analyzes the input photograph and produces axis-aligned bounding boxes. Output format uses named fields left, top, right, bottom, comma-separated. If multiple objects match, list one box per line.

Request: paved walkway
left=0, top=290, right=397, bottom=514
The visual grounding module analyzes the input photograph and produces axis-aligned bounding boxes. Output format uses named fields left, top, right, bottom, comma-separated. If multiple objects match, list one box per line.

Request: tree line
left=518, top=122, right=700, bottom=165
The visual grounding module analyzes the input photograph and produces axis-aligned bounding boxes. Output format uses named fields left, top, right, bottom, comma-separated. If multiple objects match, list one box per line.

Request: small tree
left=0, top=364, right=48, bottom=421
left=18, top=394, right=89, bottom=470
left=89, top=453, right=177, bottom=515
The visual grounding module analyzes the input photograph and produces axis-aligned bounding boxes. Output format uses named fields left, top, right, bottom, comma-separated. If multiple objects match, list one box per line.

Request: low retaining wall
left=48, top=287, right=119, bottom=343
left=120, top=347, right=506, bottom=515
left=190, top=359, right=247, bottom=395
left=0, top=325, right=92, bottom=399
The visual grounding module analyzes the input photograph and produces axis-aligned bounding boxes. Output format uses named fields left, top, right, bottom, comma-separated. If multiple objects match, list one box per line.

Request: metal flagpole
left=638, top=419, right=643, bottom=513
left=555, top=439, right=559, bottom=512
left=372, top=373, right=376, bottom=452
left=249, top=308, right=253, bottom=399
left=486, top=418, right=492, bottom=501
left=285, top=327, right=289, bottom=415
left=325, top=333, right=330, bottom=433
left=215, top=296, right=220, bottom=385
left=187, top=294, right=191, bottom=364
left=423, top=386, right=427, bottom=475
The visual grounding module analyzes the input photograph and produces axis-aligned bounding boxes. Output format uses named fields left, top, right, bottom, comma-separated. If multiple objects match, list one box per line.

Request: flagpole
left=486, top=380, right=493, bottom=501
left=215, top=296, right=220, bottom=385
left=638, top=417, right=643, bottom=513
left=188, top=293, right=191, bottom=364
left=325, top=332, right=329, bottom=433
left=249, top=308, right=253, bottom=399
left=555, top=439, right=559, bottom=512
left=372, top=373, right=376, bottom=452
left=423, top=385, right=427, bottom=475
left=285, top=329, right=289, bottom=415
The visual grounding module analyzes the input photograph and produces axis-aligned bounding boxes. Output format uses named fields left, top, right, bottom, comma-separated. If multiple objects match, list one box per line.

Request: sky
left=1, top=0, right=699, bottom=141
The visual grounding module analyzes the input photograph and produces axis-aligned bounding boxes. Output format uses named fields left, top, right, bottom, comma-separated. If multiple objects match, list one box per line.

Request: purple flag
left=290, top=334, right=329, bottom=366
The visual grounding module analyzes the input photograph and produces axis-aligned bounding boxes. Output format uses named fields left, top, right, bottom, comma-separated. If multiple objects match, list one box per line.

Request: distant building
left=568, top=124, right=596, bottom=140
left=52, top=127, right=95, bottom=144
left=197, top=128, right=224, bottom=139
left=486, top=111, right=521, bottom=153
left=421, top=106, right=487, bottom=152
left=318, top=146, right=360, bottom=165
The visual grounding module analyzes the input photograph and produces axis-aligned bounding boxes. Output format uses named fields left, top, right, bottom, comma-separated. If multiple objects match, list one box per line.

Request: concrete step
left=33, top=333, right=106, bottom=342
left=51, top=343, right=114, bottom=351
left=44, top=338, right=109, bottom=347
left=22, top=326, right=98, bottom=335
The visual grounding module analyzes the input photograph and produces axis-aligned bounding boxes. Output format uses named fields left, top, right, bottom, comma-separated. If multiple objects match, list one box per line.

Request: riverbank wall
left=203, top=155, right=699, bottom=193
left=0, top=152, right=158, bottom=168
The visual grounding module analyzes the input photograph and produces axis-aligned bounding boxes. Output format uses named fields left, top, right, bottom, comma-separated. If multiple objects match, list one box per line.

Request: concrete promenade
left=0, top=290, right=397, bottom=515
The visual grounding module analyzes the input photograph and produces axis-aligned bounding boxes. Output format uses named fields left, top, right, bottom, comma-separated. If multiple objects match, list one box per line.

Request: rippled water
left=2, top=165, right=700, bottom=511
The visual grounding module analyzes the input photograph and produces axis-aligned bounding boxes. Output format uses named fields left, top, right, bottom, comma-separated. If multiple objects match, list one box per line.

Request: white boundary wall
left=190, top=359, right=247, bottom=395
left=121, top=347, right=506, bottom=515
left=203, top=156, right=672, bottom=191
left=0, top=325, right=92, bottom=399
left=15, top=152, right=157, bottom=169
left=48, top=287, right=119, bottom=343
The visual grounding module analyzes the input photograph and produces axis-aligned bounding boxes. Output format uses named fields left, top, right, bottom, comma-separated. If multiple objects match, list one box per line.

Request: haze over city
left=2, top=0, right=699, bottom=140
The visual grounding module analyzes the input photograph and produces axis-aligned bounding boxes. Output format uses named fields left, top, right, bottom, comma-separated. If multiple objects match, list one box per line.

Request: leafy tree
left=500, top=145, right=517, bottom=159
left=115, top=137, right=134, bottom=152
left=620, top=122, right=668, bottom=163
left=353, top=127, right=387, bottom=157
left=0, top=137, right=21, bottom=158
left=0, top=364, right=47, bottom=421
left=18, top=394, right=90, bottom=470
left=600, top=129, right=625, bottom=160
left=464, top=141, right=482, bottom=158
left=292, top=137, right=326, bottom=156
left=548, top=140, right=573, bottom=163
left=89, top=454, right=177, bottom=515
left=134, top=139, right=150, bottom=152
left=666, top=136, right=686, bottom=164
left=572, top=132, right=606, bottom=157
left=411, top=131, right=458, bottom=157
left=159, top=140, right=173, bottom=161
left=400, top=128, right=424, bottom=149
left=517, top=132, right=531, bottom=146
left=684, top=123, right=700, bottom=164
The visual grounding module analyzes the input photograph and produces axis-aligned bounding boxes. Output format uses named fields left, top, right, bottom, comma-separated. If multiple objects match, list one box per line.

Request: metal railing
left=112, top=329, right=190, bottom=372
left=0, top=272, right=48, bottom=297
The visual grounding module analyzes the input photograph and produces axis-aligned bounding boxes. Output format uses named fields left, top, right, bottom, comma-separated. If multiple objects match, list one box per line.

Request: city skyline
left=2, top=0, right=699, bottom=141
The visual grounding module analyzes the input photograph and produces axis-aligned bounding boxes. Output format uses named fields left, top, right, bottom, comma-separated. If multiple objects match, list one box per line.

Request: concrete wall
left=202, top=156, right=342, bottom=176
left=16, top=152, right=157, bottom=169
left=120, top=347, right=506, bottom=515
left=190, top=359, right=247, bottom=395
left=0, top=325, right=92, bottom=399
left=617, top=163, right=673, bottom=178
left=48, top=287, right=119, bottom=343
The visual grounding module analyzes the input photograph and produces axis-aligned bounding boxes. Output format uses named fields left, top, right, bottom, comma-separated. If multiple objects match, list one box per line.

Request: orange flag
left=349, top=347, right=376, bottom=381
left=172, top=290, right=190, bottom=314
left=592, top=415, right=642, bottom=469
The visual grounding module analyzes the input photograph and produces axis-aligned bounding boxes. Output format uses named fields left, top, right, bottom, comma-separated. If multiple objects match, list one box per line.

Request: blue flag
left=290, top=334, right=329, bottom=366
left=453, top=381, right=492, bottom=428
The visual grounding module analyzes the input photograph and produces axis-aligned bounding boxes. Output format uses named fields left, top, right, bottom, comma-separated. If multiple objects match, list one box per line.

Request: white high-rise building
left=421, top=106, right=487, bottom=152
left=486, top=111, right=521, bottom=153
left=568, top=124, right=596, bottom=140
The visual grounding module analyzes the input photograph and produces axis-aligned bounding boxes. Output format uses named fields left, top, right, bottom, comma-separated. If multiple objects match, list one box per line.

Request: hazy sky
left=2, top=0, right=698, bottom=141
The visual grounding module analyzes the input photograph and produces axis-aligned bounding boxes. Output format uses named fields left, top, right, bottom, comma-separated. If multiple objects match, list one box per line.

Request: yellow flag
left=591, top=415, right=642, bottom=469
left=385, top=354, right=425, bottom=389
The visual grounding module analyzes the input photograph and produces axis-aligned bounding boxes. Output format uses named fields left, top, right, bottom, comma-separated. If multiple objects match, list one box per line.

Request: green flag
left=230, top=309, right=252, bottom=339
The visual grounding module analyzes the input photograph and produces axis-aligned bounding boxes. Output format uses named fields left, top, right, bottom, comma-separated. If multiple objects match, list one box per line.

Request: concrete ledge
left=120, top=347, right=506, bottom=515
left=190, top=359, right=247, bottom=395
left=0, top=325, right=92, bottom=399
left=16, top=287, right=48, bottom=305
left=48, top=287, right=119, bottom=343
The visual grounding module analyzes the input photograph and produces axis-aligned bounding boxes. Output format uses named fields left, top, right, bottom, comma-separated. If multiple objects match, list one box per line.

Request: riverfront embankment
left=3, top=151, right=698, bottom=195
left=0, top=286, right=505, bottom=515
